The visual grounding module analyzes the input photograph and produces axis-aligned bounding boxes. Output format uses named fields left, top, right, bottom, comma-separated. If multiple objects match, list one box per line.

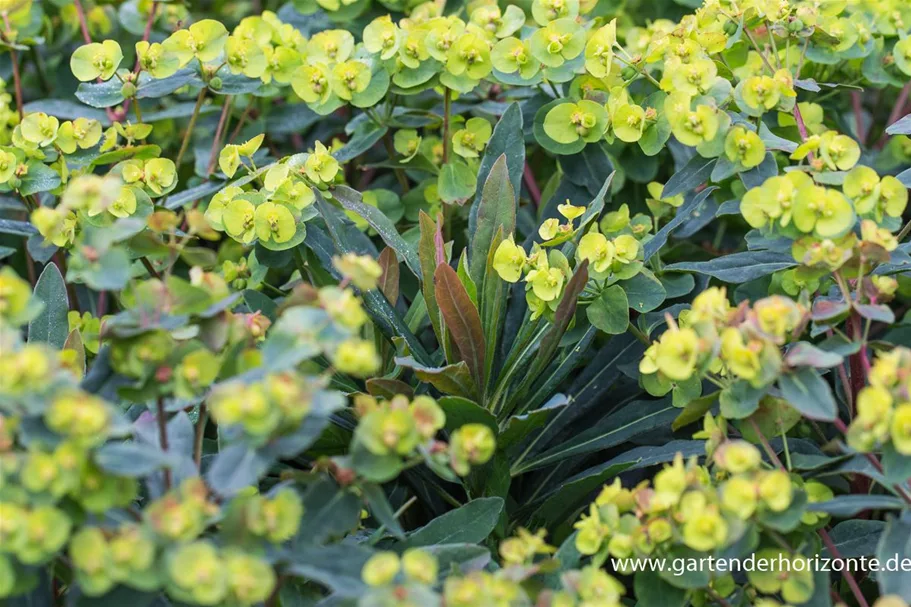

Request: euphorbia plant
left=0, top=0, right=910, bottom=605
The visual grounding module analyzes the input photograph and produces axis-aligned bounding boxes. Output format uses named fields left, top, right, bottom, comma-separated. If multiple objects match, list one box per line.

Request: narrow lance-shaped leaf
left=435, top=263, right=486, bottom=391
left=334, top=185, right=421, bottom=279
left=470, top=154, right=516, bottom=286
left=377, top=247, right=400, bottom=306
left=419, top=211, right=444, bottom=345
left=481, top=227, right=507, bottom=391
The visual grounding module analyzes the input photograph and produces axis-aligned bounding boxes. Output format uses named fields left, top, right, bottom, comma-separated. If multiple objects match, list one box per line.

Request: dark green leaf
left=662, top=154, right=716, bottom=198
left=469, top=155, right=516, bottom=286
left=334, top=185, right=421, bottom=279
left=28, top=263, right=69, bottom=348
left=407, top=497, right=504, bottom=546
left=587, top=285, right=628, bottom=334
left=664, top=251, right=796, bottom=283
left=777, top=368, right=838, bottom=421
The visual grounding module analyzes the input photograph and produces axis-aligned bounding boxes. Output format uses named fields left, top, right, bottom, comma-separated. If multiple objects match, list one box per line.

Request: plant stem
left=156, top=397, right=172, bottom=490
left=523, top=161, right=541, bottom=209
left=749, top=418, right=784, bottom=469
left=193, top=404, right=207, bottom=469
left=627, top=321, right=651, bottom=346
left=382, top=131, right=410, bottom=193
left=442, top=87, right=451, bottom=164
left=878, top=81, right=911, bottom=149
left=175, top=89, right=206, bottom=168
left=140, top=256, right=161, bottom=279
left=851, top=91, right=865, bottom=144
left=228, top=102, right=252, bottom=143
left=206, top=97, right=233, bottom=176
left=818, top=528, right=870, bottom=607
left=72, top=0, right=92, bottom=44
left=2, top=14, right=23, bottom=119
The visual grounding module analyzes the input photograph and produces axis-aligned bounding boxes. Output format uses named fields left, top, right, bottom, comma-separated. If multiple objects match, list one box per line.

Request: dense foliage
left=0, top=0, right=910, bottom=604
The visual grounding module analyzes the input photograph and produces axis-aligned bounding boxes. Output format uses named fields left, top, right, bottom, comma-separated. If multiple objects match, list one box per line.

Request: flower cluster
left=359, top=536, right=627, bottom=607
left=573, top=444, right=828, bottom=604
left=493, top=201, right=646, bottom=319
left=352, top=393, right=495, bottom=479
left=640, top=288, right=806, bottom=396
left=846, top=347, right=911, bottom=455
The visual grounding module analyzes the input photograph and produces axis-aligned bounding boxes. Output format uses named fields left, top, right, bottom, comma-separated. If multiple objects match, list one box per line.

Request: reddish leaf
left=377, top=247, right=400, bottom=305
left=434, top=263, right=486, bottom=389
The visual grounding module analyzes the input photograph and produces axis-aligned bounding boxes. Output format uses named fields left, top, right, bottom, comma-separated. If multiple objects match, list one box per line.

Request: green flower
left=895, top=37, right=911, bottom=76
left=819, top=131, right=860, bottom=171
left=210, top=383, right=281, bottom=437
left=891, top=403, right=911, bottom=455
left=747, top=550, right=814, bottom=604
left=0, top=266, right=33, bottom=324
left=70, top=40, right=123, bottom=81
left=304, top=141, right=339, bottom=184
left=163, top=19, right=229, bottom=67
left=724, top=126, right=765, bottom=168
left=204, top=185, right=243, bottom=231
left=452, top=117, right=492, bottom=158
left=254, top=201, right=296, bottom=244
left=246, top=488, right=303, bottom=542
left=143, top=158, right=177, bottom=196
left=585, top=21, right=616, bottom=78
left=225, top=35, right=266, bottom=78
left=70, top=527, right=115, bottom=596
left=492, top=37, right=540, bottom=79
left=291, top=63, right=333, bottom=104
left=470, top=4, right=525, bottom=39
left=529, top=18, right=584, bottom=68
left=16, top=506, right=72, bottom=565
left=45, top=392, right=110, bottom=446
left=531, top=0, right=580, bottom=26
left=20, top=112, right=59, bottom=147
left=362, top=552, right=400, bottom=587
left=449, top=423, right=496, bottom=475
left=612, top=103, right=647, bottom=143
left=262, top=45, right=301, bottom=85
left=333, top=338, right=380, bottom=377
left=399, top=30, right=431, bottom=68
left=56, top=118, right=103, bottom=154
left=669, top=57, right=717, bottom=96
left=357, top=408, right=420, bottom=455
left=166, top=542, right=228, bottom=606
left=669, top=104, right=718, bottom=147
left=740, top=75, right=780, bottom=112
left=135, top=41, right=180, bottom=79
left=446, top=32, right=492, bottom=80
left=224, top=550, right=276, bottom=606
left=402, top=549, right=438, bottom=584
left=682, top=510, right=727, bottom=552
left=363, top=16, right=400, bottom=60
left=493, top=237, right=527, bottom=282
left=223, top=198, right=257, bottom=243
left=393, top=129, right=421, bottom=159
left=526, top=263, right=564, bottom=302
left=543, top=100, right=608, bottom=144
left=307, top=30, right=355, bottom=63
left=330, top=60, right=371, bottom=100
left=175, top=349, right=220, bottom=398
left=577, top=230, right=614, bottom=274
left=655, top=327, right=700, bottom=381
left=792, top=186, right=855, bottom=238
left=843, top=166, right=908, bottom=220
left=0, top=147, right=16, bottom=183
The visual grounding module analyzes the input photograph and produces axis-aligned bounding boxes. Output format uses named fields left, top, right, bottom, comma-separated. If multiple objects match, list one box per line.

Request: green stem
left=133, top=97, right=143, bottom=123
left=175, top=89, right=206, bottom=168
left=627, top=321, right=651, bottom=346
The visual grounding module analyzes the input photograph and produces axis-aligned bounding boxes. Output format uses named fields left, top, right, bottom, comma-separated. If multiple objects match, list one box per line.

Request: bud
left=120, top=82, right=137, bottom=98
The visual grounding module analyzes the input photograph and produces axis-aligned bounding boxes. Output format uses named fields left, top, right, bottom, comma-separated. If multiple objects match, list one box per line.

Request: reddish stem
left=156, top=397, right=172, bottom=490
left=851, top=91, right=866, bottom=145
left=523, top=161, right=542, bottom=209
left=878, top=81, right=911, bottom=149
left=72, top=0, right=92, bottom=44
left=206, top=98, right=233, bottom=176
left=818, top=528, right=870, bottom=607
